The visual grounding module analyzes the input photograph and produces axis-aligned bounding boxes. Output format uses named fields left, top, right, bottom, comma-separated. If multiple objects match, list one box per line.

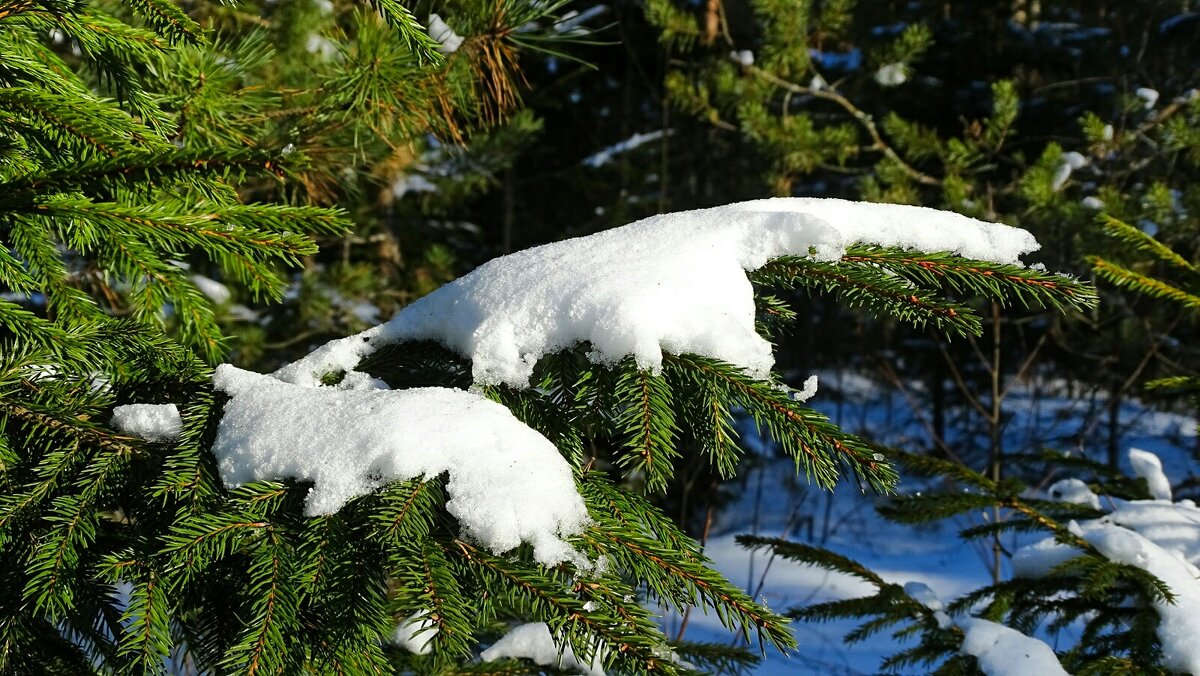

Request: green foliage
left=0, top=0, right=1107, bottom=673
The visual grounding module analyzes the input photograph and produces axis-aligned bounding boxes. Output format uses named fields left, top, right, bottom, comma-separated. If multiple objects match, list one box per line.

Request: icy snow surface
left=111, top=404, right=182, bottom=442
left=480, top=622, right=605, bottom=676
left=210, top=365, right=589, bottom=566
left=958, top=618, right=1068, bottom=676
left=275, top=198, right=1039, bottom=389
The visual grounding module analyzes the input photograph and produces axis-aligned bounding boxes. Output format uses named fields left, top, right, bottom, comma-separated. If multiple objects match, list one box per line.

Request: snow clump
left=874, top=63, right=907, bottom=86
left=275, top=198, right=1040, bottom=389
left=392, top=614, right=437, bottom=655
left=211, top=365, right=590, bottom=567
left=729, top=49, right=754, bottom=67
left=904, top=581, right=950, bottom=628
left=427, top=14, right=465, bottom=54
left=1129, top=447, right=1172, bottom=500
left=1087, top=526, right=1200, bottom=673
left=958, top=618, right=1069, bottom=676
left=1135, top=87, right=1160, bottom=109
left=481, top=622, right=605, bottom=675
left=1045, top=478, right=1101, bottom=510
left=111, top=404, right=182, bottom=443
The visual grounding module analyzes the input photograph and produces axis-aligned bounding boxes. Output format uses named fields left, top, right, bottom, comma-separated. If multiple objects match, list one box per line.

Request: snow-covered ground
left=665, top=369, right=1199, bottom=674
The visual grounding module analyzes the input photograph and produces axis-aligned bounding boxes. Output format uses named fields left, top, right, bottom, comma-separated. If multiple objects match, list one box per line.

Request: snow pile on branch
left=211, top=365, right=589, bottom=567
left=111, top=404, right=182, bottom=442
left=392, top=614, right=437, bottom=655
left=481, top=622, right=605, bottom=676
left=958, top=618, right=1068, bottom=676
left=1084, top=526, right=1200, bottom=673
left=276, top=198, right=1039, bottom=389
left=1129, top=447, right=1172, bottom=500
left=904, top=581, right=950, bottom=628
left=1045, top=478, right=1101, bottom=509
left=1013, top=449, right=1200, bottom=673
left=582, top=130, right=668, bottom=167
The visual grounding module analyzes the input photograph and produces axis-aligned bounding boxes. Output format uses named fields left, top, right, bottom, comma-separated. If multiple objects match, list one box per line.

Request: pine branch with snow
left=0, top=1, right=1120, bottom=671
left=756, top=443, right=1200, bottom=674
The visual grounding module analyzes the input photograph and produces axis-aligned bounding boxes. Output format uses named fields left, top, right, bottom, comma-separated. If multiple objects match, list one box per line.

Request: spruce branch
left=751, top=254, right=981, bottom=336
left=121, top=0, right=203, bottom=45
left=840, top=246, right=1099, bottom=313
left=665, top=353, right=897, bottom=492
left=1091, top=257, right=1200, bottom=312
left=1097, top=215, right=1196, bottom=273
left=613, top=366, right=681, bottom=492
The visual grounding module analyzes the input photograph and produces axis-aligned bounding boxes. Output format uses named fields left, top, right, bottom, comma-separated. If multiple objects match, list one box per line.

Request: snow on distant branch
left=582, top=129, right=669, bottom=167
left=275, top=198, right=1039, bottom=389
left=1013, top=449, right=1200, bottom=673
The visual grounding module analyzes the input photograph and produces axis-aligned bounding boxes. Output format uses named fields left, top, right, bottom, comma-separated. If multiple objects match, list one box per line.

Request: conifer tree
left=1, top=1, right=1100, bottom=674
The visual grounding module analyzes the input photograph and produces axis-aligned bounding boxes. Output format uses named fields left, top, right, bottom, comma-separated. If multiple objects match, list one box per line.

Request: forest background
left=3, top=0, right=1200, bottom=673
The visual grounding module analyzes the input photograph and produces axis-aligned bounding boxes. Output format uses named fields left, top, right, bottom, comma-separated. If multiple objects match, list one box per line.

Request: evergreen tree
left=1, top=0, right=1098, bottom=674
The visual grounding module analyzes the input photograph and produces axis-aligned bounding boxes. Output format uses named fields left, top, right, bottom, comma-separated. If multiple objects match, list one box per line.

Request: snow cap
left=275, top=198, right=1039, bottom=389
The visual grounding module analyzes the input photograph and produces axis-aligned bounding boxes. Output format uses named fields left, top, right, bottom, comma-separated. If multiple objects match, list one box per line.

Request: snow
left=111, top=404, right=182, bottom=442
left=682, top=373, right=1200, bottom=674
left=427, top=14, right=464, bottom=54
left=1129, top=448, right=1172, bottom=500
left=191, top=274, right=231, bottom=304
left=791, top=375, right=819, bottom=403
left=480, top=622, right=605, bottom=676
left=1050, top=163, right=1072, bottom=191
left=304, top=34, right=338, bottom=60
left=393, top=614, right=436, bottom=655
left=1085, top=526, right=1200, bottom=674
left=553, top=5, right=607, bottom=35
left=274, top=198, right=1039, bottom=389
left=391, top=173, right=438, bottom=198
left=904, top=581, right=950, bottom=628
left=1081, top=196, right=1105, bottom=210
left=1135, top=87, right=1159, bottom=109
left=1098, top=500, right=1200, bottom=564
left=729, top=49, right=754, bottom=67
left=582, top=130, right=667, bottom=168
left=1012, top=487, right=1200, bottom=673
left=1062, top=151, right=1087, bottom=169
left=1045, top=478, right=1100, bottom=509
left=210, top=365, right=589, bottom=567
left=958, top=618, right=1068, bottom=676
left=874, top=63, right=907, bottom=87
